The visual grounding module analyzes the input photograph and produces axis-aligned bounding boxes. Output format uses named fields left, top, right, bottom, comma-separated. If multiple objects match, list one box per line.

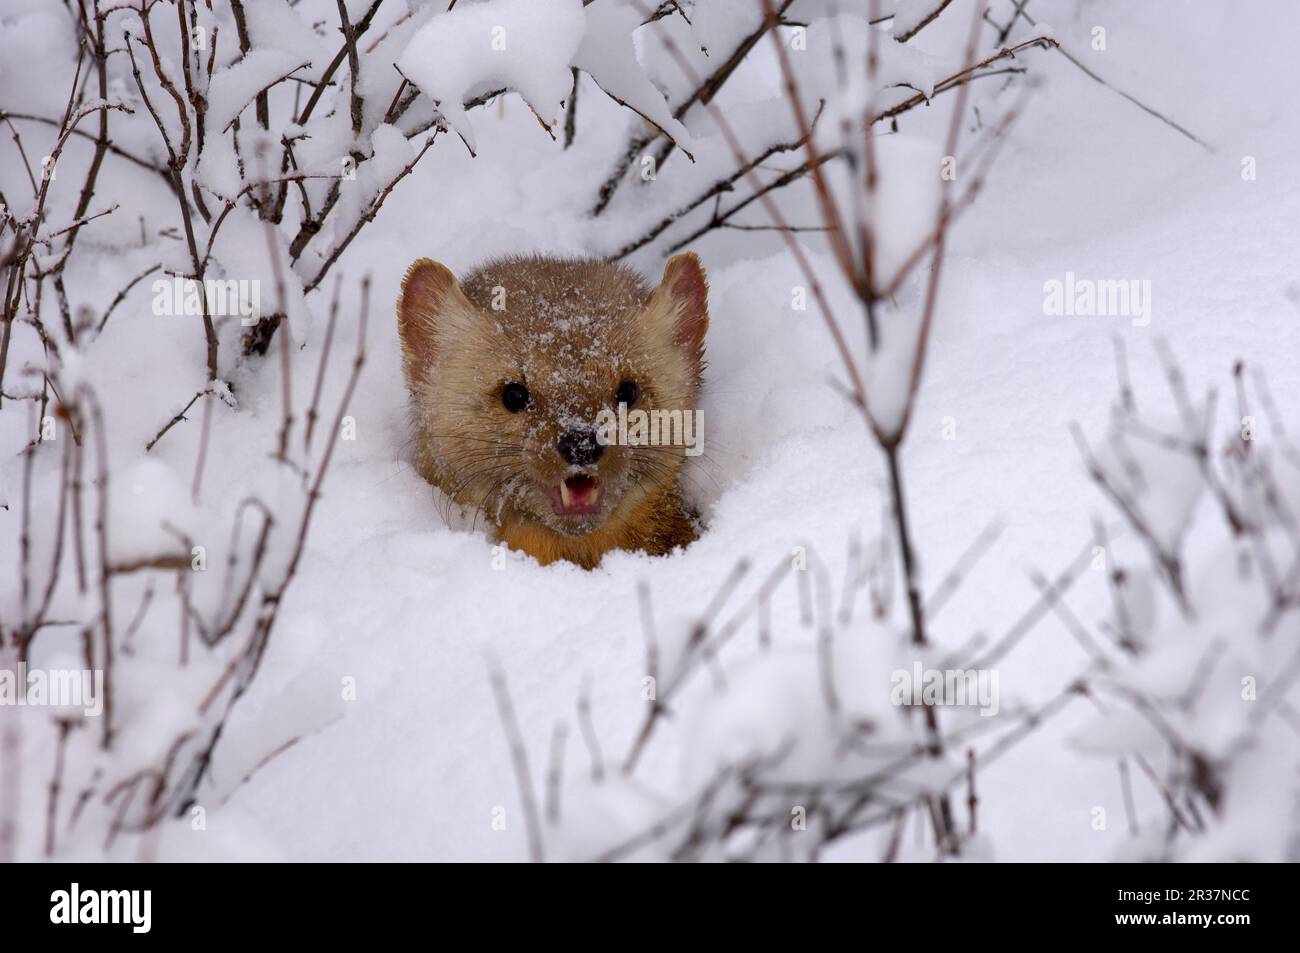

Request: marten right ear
left=647, top=253, right=709, bottom=376
left=397, top=258, right=465, bottom=388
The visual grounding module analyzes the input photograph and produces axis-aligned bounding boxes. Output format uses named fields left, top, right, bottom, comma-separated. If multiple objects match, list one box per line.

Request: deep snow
left=2, top=0, right=1298, bottom=861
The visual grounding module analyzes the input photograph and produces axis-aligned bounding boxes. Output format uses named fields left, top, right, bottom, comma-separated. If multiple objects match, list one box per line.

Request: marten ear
left=397, top=258, right=465, bottom=388
left=648, top=252, right=709, bottom=372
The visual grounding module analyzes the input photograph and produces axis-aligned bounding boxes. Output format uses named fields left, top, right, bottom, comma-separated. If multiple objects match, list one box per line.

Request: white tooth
left=560, top=481, right=573, bottom=508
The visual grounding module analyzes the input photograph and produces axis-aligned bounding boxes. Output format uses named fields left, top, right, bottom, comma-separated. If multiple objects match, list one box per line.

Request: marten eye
left=501, top=382, right=530, bottom=412
left=615, top=380, right=639, bottom=407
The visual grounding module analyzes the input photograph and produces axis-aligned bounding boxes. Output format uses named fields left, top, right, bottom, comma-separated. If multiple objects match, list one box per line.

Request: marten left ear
left=397, top=258, right=469, bottom=390
left=648, top=252, right=709, bottom=372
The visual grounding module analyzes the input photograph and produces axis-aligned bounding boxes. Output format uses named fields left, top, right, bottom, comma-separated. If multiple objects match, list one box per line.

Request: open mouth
left=549, top=474, right=602, bottom=516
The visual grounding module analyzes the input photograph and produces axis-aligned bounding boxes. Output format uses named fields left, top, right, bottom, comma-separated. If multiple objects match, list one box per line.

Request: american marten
left=396, top=253, right=709, bottom=568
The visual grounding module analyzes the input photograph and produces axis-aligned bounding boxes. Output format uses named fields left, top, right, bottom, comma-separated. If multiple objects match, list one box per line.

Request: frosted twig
left=487, top=654, right=546, bottom=862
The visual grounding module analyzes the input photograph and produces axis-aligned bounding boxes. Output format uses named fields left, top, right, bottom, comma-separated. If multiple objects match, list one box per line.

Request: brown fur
left=396, top=253, right=709, bottom=568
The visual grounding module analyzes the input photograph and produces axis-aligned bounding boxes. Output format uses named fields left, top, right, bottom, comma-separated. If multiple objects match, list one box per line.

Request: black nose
left=557, top=429, right=603, bottom=466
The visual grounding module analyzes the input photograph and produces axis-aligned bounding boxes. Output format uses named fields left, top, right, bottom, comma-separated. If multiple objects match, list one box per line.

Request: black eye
left=615, top=380, right=639, bottom=406
left=501, top=382, right=529, bottom=412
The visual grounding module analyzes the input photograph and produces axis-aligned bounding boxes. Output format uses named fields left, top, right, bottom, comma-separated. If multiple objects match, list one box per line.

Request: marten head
left=397, top=254, right=708, bottom=540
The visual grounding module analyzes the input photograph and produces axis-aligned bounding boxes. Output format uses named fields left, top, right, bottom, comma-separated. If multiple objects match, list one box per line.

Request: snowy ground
left=218, top=2, right=1299, bottom=862
left=3, top=0, right=1298, bottom=861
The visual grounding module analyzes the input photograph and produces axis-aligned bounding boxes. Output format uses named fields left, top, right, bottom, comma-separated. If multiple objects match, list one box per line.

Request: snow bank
left=396, top=0, right=586, bottom=153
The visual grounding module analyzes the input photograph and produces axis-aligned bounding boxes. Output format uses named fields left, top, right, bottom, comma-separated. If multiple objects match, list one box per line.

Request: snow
left=1, top=0, right=1298, bottom=863
left=339, top=123, right=416, bottom=221
left=207, top=51, right=309, bottom=136
left=892, top=0, right=948, bottom=41
left=574, top=0, right=693, bottom=153
left=243, top=0, right=334, bottom=85
left=107, top=458, right=198, bottom=566
left=396, top=0, right=586, bottom=153
left=206, top=203, right=312, bottom=341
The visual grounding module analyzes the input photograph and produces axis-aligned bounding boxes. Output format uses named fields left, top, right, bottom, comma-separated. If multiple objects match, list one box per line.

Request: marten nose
left=557, top=429, right=603, bottom=466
